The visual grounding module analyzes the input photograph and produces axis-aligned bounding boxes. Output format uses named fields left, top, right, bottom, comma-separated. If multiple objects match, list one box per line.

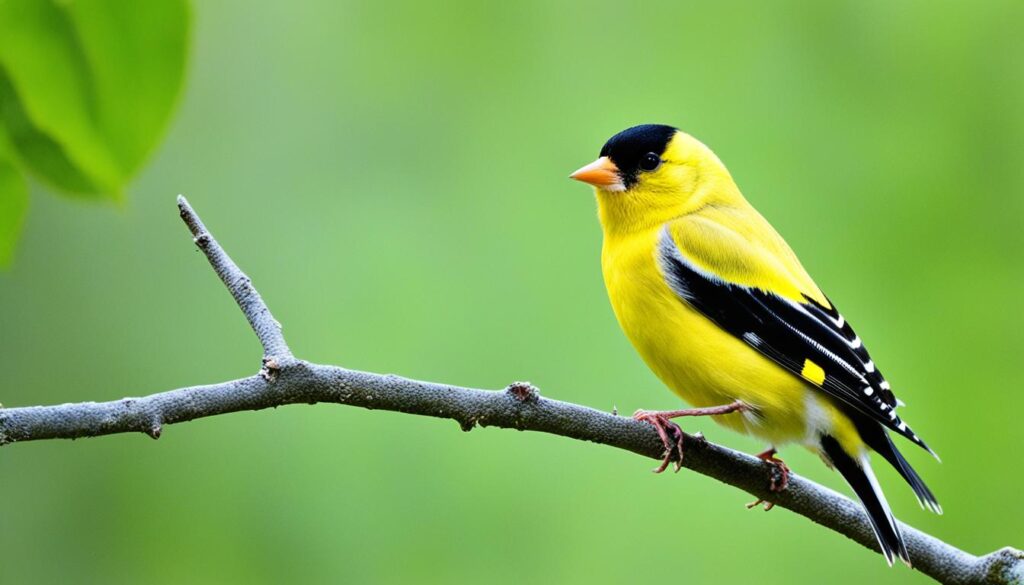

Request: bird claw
left=743, top=448, right=789, bottom=511
left=632, top=401, right=747, bottom=474
left=756, top=448, right=791, bottom=492
left=633, top=410, right=685, bottom=473
left=746, top=498, right=775, bottom=511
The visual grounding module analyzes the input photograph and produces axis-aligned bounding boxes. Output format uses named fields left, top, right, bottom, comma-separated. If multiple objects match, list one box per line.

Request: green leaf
left=0, top=71, right=101, bottom=194
left=0, top=0, right=189, bottom=199
left=0, top=128, right=28, bottom=267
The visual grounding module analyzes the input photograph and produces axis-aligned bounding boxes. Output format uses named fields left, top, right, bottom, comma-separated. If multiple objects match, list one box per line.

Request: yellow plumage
left=596, top=130, right=861, bottom=455
left=571, top=124, right=940, bottom=566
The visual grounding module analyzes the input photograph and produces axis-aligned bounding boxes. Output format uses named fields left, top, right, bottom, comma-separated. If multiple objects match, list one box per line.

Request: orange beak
left=570, top=157, right=624, bottom=191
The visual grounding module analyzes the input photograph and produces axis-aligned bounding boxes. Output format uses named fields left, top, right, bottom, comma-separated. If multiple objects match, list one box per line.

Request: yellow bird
left=570, top=124, right=940, bottom=566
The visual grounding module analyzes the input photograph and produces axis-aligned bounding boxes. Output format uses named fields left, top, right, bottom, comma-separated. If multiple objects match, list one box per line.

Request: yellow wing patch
left=801, top=359, right=826, bottom=386
left=668, top=213, right=830, bottom=307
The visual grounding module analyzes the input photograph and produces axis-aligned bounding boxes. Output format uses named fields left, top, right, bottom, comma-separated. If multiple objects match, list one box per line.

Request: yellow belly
left=602, top=228, right=853, bottom=449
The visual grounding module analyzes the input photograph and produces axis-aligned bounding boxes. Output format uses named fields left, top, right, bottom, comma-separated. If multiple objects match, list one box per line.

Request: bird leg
left=746, top=447, right=791, bottom=511
left=633, top=400, right=746, bottom=473
left=632, top=411, right=684, bottom=473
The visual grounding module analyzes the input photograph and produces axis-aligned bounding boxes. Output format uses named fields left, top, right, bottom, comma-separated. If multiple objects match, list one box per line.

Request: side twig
left=178, top=195, right=291, bottom=361
left=0, top=197, right=1020, bottom=585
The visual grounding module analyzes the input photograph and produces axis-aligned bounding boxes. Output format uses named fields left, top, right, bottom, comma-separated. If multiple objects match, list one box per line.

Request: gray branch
left=177, top=195, right=291, bottom=360
left=1, top=197, right=1020, bottom=585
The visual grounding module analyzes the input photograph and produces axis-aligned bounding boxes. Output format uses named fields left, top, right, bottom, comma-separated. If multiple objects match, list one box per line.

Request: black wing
left=657, top=228, right=936, bottom=457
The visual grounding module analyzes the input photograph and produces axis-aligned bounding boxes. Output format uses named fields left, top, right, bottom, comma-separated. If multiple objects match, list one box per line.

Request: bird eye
left=639, top=152, right=662, bottom=172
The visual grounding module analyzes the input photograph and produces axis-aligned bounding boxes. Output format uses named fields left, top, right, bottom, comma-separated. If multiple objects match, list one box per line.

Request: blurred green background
left=2, top=1, right=1022, bottom=583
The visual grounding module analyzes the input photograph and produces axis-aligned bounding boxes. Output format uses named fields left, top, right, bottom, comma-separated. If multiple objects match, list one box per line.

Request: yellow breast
left=601, top=227, right=825, bottom=446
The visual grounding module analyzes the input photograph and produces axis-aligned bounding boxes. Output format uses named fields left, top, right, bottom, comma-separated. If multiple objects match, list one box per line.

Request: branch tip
left=176, top=196, right=292, bottom=359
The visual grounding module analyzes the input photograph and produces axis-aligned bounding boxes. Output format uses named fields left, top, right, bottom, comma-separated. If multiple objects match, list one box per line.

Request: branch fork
left=0, top=195, right=1018, bottom=585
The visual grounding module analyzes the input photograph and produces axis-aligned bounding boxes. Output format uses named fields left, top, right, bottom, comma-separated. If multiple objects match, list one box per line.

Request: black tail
left=820, top=435, right=911, bottom=567
left=858, top=421, right=942, bottom=514
left=860, top=424, right=937, bottom=514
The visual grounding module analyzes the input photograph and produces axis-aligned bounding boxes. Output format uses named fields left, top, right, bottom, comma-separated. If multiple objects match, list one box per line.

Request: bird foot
left=633, top=410, right=685, bottom=473
left=633, top=401, right=747, bottom=474
left=756, top=447, right=791, bottom=492
left=744, top=448, right=789, bottom=511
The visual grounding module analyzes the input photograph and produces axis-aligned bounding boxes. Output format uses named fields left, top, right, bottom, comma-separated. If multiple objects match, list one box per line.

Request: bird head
left=571, top=124, right=740, bottom=234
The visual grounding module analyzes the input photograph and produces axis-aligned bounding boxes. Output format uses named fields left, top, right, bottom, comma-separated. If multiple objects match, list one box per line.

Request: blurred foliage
left=0, top=0, right=189, bottom=265
left=0, top=127, right=27, bottom=264
left=0, top=1, right=1022, bottom=584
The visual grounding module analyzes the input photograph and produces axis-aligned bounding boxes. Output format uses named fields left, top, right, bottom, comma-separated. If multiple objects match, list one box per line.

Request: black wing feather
left=657, top=228, right=935, bottom=457
left=854, top=414, right=942, bottom=514
left=803, top=295, right=898, bottom=407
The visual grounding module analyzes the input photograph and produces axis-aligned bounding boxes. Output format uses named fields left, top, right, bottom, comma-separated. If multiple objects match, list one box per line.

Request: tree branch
left=177, top=195, right=291, bottom=360
left=1, top=197, right=1020, bottom=585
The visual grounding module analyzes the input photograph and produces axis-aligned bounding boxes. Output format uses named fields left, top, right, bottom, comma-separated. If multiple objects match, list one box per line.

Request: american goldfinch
left=570, top=124, right=940, bottom=566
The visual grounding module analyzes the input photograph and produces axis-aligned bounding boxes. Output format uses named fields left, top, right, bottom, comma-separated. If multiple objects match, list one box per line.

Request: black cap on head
left=599, top=124, right=677, bottom=188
